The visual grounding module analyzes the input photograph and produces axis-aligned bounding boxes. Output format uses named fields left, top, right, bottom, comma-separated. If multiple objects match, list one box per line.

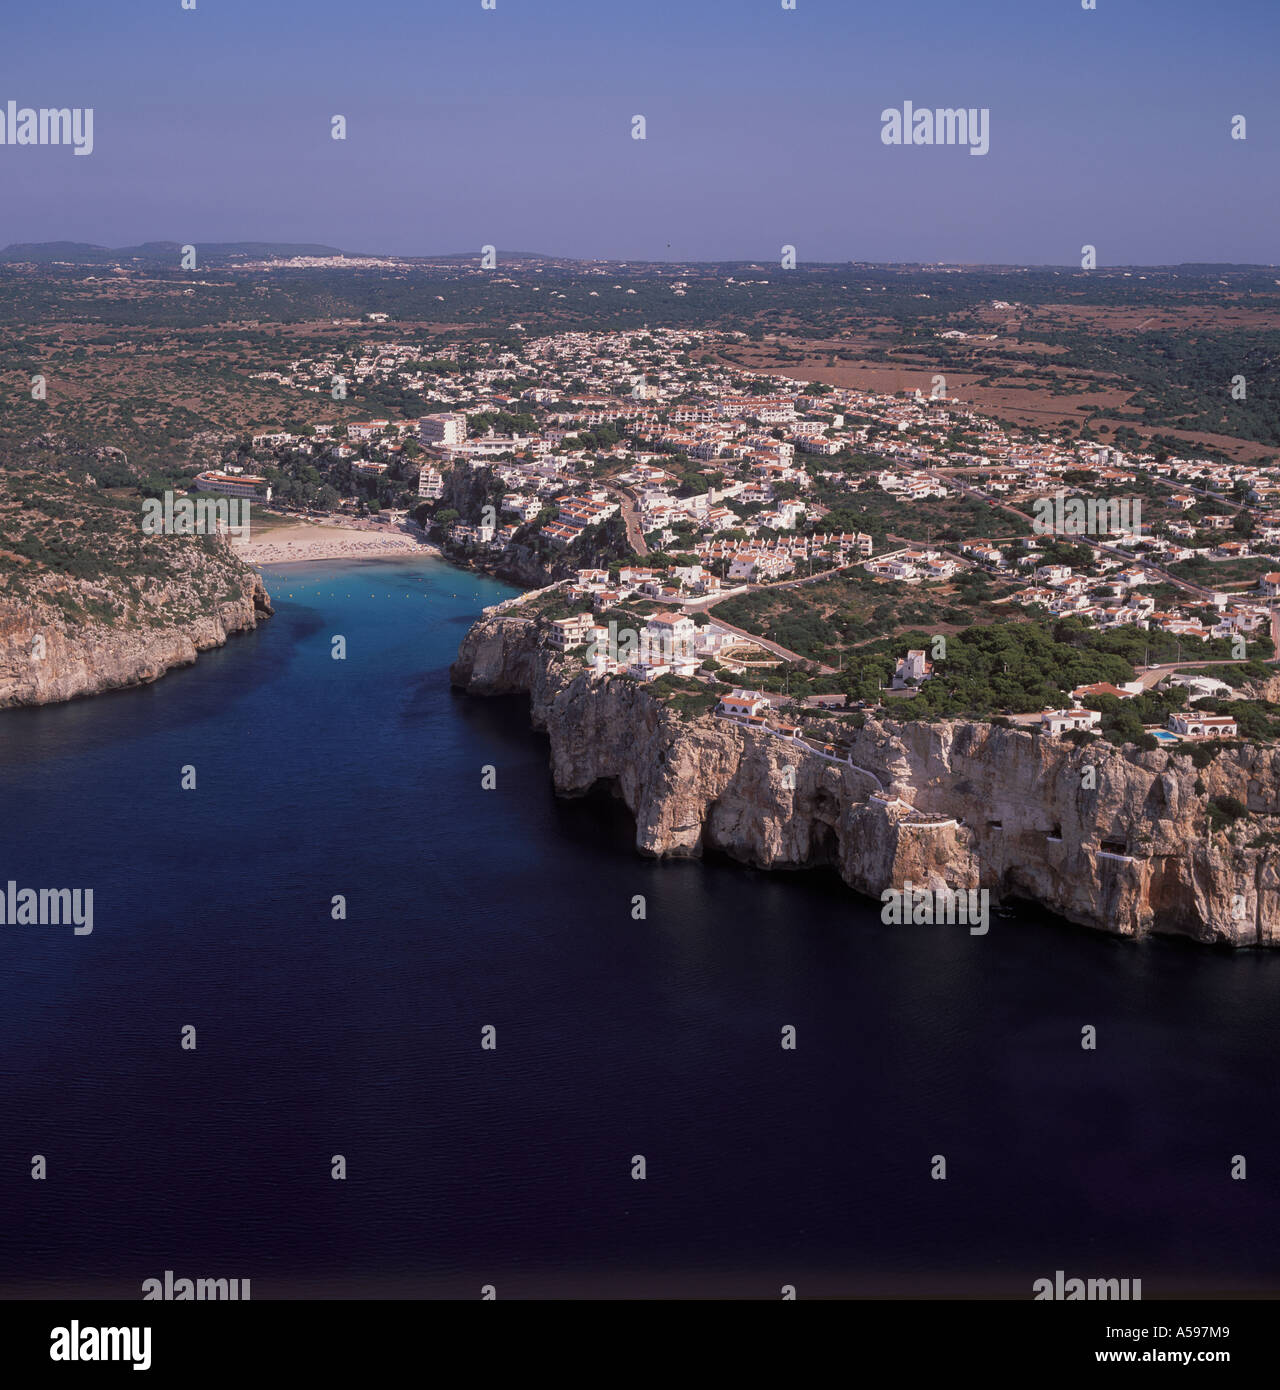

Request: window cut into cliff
left=1100, top=839, right=1128, bottom=856
left=987, top=819, right=1002, bottom=830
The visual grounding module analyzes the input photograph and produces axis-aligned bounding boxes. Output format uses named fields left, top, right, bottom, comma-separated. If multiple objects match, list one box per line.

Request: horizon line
left=3, top=242, right=1278, bottom=273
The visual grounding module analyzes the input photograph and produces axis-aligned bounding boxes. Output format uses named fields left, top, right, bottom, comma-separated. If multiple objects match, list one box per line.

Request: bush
left=1208, top=795, right=1248, bottom=831
left=1187, top=742, right=1225, bottom=769
left=1063, top=727, right=1100, bottom=747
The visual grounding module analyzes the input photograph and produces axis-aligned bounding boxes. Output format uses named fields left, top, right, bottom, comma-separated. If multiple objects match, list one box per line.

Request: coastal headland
left=452, top=607, right=1280, bottom=947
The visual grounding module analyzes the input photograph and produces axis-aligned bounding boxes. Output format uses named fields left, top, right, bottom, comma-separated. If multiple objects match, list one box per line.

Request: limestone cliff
left=0, top=568, right=272, bottom=709
left=0, top=466, right=274, bottom=709
left=452, top=611, right=1280, bottom=947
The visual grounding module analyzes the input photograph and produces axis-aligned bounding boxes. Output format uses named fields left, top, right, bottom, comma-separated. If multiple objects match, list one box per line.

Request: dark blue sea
left=2, top=556, right=1278, bottom=1298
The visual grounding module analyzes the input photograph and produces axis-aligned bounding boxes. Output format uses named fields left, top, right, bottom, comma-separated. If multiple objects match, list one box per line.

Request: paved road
left=1132, top=660, right=1249, bottom=690
left=695, top=563, right=862, bottom=674
left=1146, top=473, right=1247, bottom=514
left=707, top=614, right=834, bottom=673
left=682, top=556, right=864, bottom=615
left=747, top=557, right=863, bottom=593
left=603, top=483, right=649, bottom=557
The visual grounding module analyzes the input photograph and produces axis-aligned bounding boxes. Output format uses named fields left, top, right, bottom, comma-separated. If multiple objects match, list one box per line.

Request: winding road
left=603, top=483, right=649, bottom=557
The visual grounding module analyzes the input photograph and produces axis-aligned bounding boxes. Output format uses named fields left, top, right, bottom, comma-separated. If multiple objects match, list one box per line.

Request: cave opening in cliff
left=807, top=819, right=838, bottom=867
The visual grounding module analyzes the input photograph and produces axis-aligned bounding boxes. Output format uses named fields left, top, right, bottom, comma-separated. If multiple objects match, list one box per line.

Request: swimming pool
left=1150, top=730, right=1179, bottom=743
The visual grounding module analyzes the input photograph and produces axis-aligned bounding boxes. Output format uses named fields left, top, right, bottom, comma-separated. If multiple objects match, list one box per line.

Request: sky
left=0, top=0, right=1276, bottom=265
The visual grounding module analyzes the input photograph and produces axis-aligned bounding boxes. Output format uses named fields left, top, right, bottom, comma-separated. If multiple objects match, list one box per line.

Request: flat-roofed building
left=546, top=613, right=595, bottom=649
left=418, top=412, right=468, bottom=448
left=1041, top=707, right=1102, bottom=736
left=1168, top=713, right=1238, bottom=739
left=194, top=470, right=272, bottom=501
left=718, top=689, right=771, bottom=720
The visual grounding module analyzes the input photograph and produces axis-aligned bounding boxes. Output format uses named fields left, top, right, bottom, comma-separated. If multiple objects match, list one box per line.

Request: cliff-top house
left=717, top=689, right=771, bottom=720
left=1168, top=713, right=1239, bottom=739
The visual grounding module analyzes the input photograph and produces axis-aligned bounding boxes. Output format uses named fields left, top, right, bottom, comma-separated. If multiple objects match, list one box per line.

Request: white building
left=418, top=412, right=468, bottom=449
left=348, top=419, right=391, bottom=441
left=194, top=470, right=272, bottom=501
left=546, top=613, right=595, bottom=650
left=718, top=689, right=771, bottom=719
left=1162, top=673, right=1234, bottom=701
left=1041, top=707, right=1102, bottom=736
left=1168, top=713, right=1238, bottom=739
left=893, top=650, right=933, bottom=687
left=643, top=611, right=699, bottom=663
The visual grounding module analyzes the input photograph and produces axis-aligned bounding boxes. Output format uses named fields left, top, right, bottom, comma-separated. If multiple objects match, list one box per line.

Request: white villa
left=893, top=649, right=933, bottom=688
left=1041, top=707, right=1102, bottom=736
left=1168, top=713, right=1238, bottom=739
left=717, top=689, right=771, bottom=720
left=546, top=612, right=595, bottom=649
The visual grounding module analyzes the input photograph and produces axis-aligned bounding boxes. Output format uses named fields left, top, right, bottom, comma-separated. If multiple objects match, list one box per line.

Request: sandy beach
left=233, top=523, right=442, bottom=566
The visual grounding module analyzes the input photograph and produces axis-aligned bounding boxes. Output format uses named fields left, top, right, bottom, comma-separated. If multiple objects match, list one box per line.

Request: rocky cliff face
left=452, top=612, right=1280, bottom=947
left=0, top=569, right=272, bottom=709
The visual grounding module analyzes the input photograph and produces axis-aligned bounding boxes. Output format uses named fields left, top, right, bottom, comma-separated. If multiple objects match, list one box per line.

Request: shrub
left=1188, top=742, right=1225, bottom=769
left=1211, top=795, right=1248, bottom=822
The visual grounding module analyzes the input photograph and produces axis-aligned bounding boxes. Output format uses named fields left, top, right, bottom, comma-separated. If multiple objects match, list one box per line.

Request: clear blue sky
left=1, top=0, right=1276, bottom=264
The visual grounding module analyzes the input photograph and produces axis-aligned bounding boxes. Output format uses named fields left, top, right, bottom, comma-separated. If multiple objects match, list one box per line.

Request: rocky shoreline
left=451, top=607, right=1280, bottom=947
left=0, top=569, right=273, bottom=709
